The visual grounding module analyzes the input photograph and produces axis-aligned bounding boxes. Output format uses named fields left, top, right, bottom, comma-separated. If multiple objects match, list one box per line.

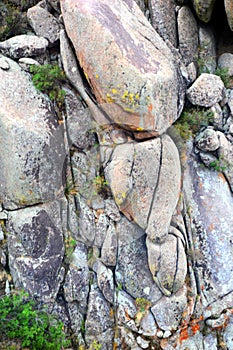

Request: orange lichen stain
left=218, top=173, right=226, bottom=182
left=148, top=103, right=153, bottom=112
left=208, top=223, right=215, bottom=231
left=180, top=327, right=189, bottom=342
left=198, top=181, right=203, bottom=190
left=124, top=310, right=131, bottom=321
left=109, top=308, right=115, bottom=318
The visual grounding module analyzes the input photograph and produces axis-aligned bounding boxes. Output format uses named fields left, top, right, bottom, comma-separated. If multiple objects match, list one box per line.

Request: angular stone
left=7, top=200, right=65, bottom=302
left=78, top=197, right=96, bottom=246
left=149, top=0, right=177, bottom=47
left=104, top=143, right=134, bottom=208
left=225, top=0, right=233, bottom=31
left=177, top=6, right=199, bottom=65
left=27, top=5, right=61, bottom=45
left=101, top=220, right=117, bottom=267
left=61, top=0, right=183, bottom=134
left=151, top=286, right=187, bottom=331
left=104, top=199, right=121, bottom=222
left=192, top=0, right=215, bottom=23
left=223, top=314, right=233, bottom=349
left=139, top=311, right=157, bottom=337
left=94, top=213, right=109, bottom=248
left=0, top=35, right=48, bottom=59
left=146, top=232, right=187, bottom=296
left=64, top=88, right=96, bottom=149
left=195, top=127, right=220, bottom=152
left=85, top=284, right=114, bottom=348
left=117, top=290, right=137, bottom=325
left=198, top=25, right=216, bottom=74
left=0, top=56, right=66, bottom=209
left=187, top=73, right=225, bottom=107
left=105, top=138, right=161, bottom=229
left=115, top=217, right=162, bottom=303
left=63, top=243, right=89, bottom=312
left=96, top=260, right=114, bottom=304
left=146, top=134, right=181, bottom=243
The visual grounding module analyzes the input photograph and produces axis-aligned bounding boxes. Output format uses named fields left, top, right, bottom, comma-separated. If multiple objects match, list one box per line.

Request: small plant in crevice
left=208, top=159, right=228, bottom=172
left=30, top=64, right=66, bottom=113
left=0, top=290, right=70, bottom=350
left=64, top=233, right=76, bottom=264
left=215, top=67, right=233, bottom=88
left=92, top=174, right=110, bottom=198
left=65, top=180, right=78, bottom=199
left=174, top=107, right=214, bottom=141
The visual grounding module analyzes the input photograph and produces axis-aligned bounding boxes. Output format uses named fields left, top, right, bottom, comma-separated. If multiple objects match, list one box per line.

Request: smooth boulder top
left=61, top=0, right=182, bottom=134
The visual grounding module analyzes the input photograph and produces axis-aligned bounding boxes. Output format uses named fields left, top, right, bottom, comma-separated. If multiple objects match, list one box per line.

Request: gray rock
left=94, top=213, right=109, bottom=248
left=195, top=127, right=220, bottom=151
left=78, top=196, right=96, bottom=246
left=203, top=333, right=218, bottom=349
left=96, top=260, right=114, bottom=304
left=101, top=220, right=117, bottom=267
left=149, top=0, right=177, bottom=47
left=187, top=73, right=225, bottom=107
left=104, top=199, right=121, bottom=222
left=0, top=56, right=66, bottom=209
left=147, top=233, right=187, bottom=296
left=18, top=57, right=40, bottom=72
left=177, top=6, right=198, bottom=65
left=64, top=88, right=96, bottom=149
left=146, top=134, right=181, bottom=243
left=117, top=290, right=137, bottom=325
left=27, top=5, right=61, bottom=45
left=139, top=311, right=157, bottom=336
left=61, top=0, right=183, bottom=134
left=115, top=217, right=162, bottom=303
left=63, top=243, right=89, bottom=312
left=151, top=286, right=187, bottom=331
left=183, top=148, right=233, bottom=312
left=218, top=53, right=233, bottom=76
left=227, top=89, right=233, bottom=115
left=217, top=131, right=233, bottom=191
left=85, top=284, right=114, bottom=349
left=7, top=199, right=65, bottom=302
left=0, top=35, right=48, bottom=59
left=198, top=25, right=216, bottom=74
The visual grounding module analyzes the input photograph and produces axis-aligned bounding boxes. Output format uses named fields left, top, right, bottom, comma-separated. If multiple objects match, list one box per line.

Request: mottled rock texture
left=61, top=0, right=183, bottom=134
left=0, top=55, right=66, bottom=209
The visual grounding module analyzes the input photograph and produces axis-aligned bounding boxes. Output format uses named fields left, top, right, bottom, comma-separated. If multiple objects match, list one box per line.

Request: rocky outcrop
left=0, top=55, right=65, bottom=209
left=60, top=0, right=184, bottom=134
left=0, top=0, right=233, bottom=349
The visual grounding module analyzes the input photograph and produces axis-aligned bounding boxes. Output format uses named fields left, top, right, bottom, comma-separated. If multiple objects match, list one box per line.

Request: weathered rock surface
left=115, top=217, right=162, bottom=303
left=61, top=0, right=183, bottom=134
left=27, top=4, right=61, bottom=45
left=218, top=52, right=233, bottom=76
left=192, top=0, right=215, bottom=23
left=63, top=242, right=89, bottom=312
left=187, top=73, right=225, bottom=107
left=177, top=6, right=199, bottom=66
left=225, top=0, right=233, bottom=31
left=0, top=34, right=48, bottom=58
left=148, top=0, right=177, bottom=47
left=7, top=199, right=66, bottom=302
left=105, top=135, right=181, bottom=243
left=184, top=148, right=233, bottom=313
left=0, top=55, right=66, bottom=209
left=198, top=25, right=216, bottom=74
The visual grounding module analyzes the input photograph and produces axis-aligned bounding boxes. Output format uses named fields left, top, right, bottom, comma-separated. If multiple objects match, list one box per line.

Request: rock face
left=0, top=55, right=66, bottom=210
left=61, top=0, right=183, bottom=134
left=1, top=0, right=233, bottom=349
